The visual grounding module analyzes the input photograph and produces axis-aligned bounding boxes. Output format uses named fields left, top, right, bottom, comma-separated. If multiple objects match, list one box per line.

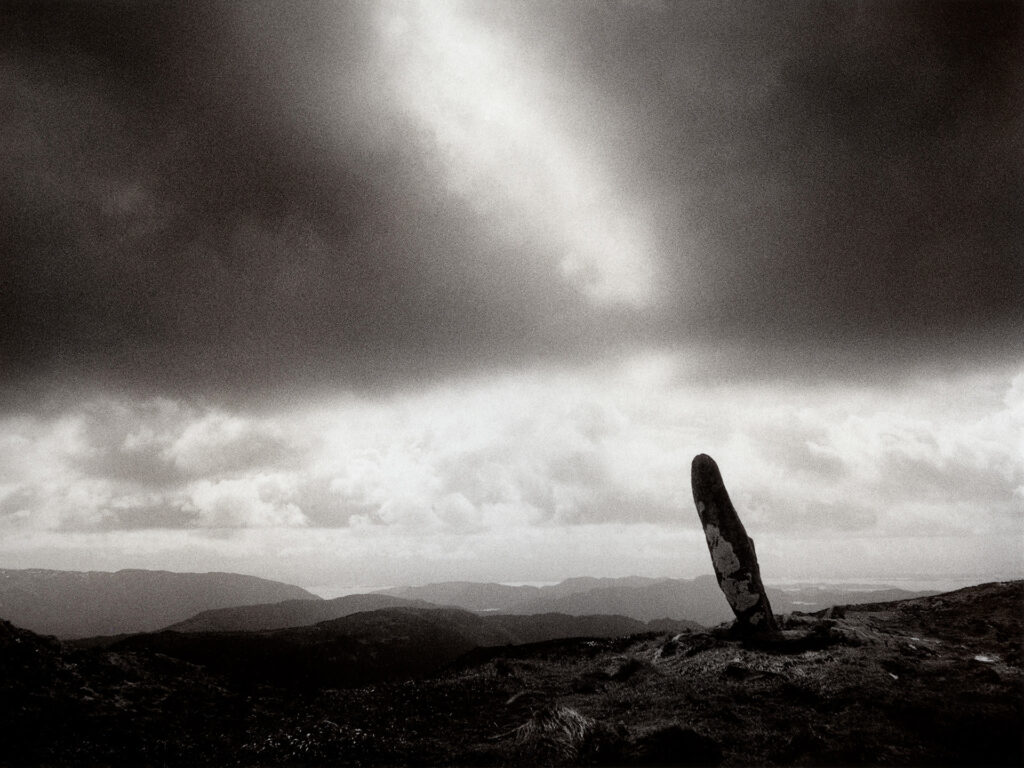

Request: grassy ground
left=2, top=582, right=1021, bottom=766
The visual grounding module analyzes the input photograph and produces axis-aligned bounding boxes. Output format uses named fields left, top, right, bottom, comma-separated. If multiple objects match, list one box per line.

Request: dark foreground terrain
left=2, top=581, right=1021, bottom=766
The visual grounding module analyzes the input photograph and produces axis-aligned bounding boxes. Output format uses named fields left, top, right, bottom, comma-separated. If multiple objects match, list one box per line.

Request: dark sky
left=2, top=0, right=1022, bottom=407
left=0, top=1, right=1022, bottom=587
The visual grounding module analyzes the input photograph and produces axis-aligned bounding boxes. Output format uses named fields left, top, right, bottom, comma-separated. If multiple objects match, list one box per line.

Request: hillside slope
left=165, top=592, right=438, bottom=632
left=113, top=607, right=511, bottom=690
left=0, top=568, right=316, bottom=637
left=1, top=581, right=1020, bottom=766
left=99, top=608, right=700, bottom=690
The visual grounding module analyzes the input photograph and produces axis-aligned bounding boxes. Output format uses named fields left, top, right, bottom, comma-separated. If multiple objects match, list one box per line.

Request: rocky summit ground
left=2, top=581, right=1021, bottom=766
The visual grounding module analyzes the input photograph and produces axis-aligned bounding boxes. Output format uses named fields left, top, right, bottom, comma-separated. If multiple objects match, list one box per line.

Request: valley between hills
left=1, top=570, right=1021, bottom=766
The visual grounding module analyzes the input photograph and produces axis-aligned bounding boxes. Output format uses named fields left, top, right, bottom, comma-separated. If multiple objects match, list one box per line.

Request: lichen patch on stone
left=704, top=524, right=741, bottom=576
left=721, top=575, right=761, bottom=611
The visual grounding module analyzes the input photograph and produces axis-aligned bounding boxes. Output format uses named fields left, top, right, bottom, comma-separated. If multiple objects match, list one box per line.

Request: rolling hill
left=0, top=568, right=316, bottom=637
left=97, top=607, right=700, bottom=690
left=164, top=592, right=438, bottom=632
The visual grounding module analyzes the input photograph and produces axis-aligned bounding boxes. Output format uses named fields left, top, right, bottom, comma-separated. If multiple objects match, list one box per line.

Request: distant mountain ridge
left=161, top=575, right=729, bottom=634
left=506, top=577, right=729, bottom=625
left=161, top=575, right=938, bottom=635
left=164, top=590, right=705, bottom=636
left=376, top=581, right=542, bottom=612
left=1, top=568, right=940, bottom=639
left=0, top=569, right=316, bottom=638
left=383, top=576, right=938, bottom=626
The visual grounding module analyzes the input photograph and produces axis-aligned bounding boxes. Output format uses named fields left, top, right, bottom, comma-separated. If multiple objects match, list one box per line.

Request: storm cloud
left=2, top=1, right=1020, bottom=405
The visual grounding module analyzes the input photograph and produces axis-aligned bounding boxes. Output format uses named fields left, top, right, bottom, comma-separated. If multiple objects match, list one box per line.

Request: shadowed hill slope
left=101, top=608, right=701, bottom=690
left=485, top=613, right=702, bottom=643
left=164, top=592, right=439, bottom=632
left=113, top=607, right=510, bottom=690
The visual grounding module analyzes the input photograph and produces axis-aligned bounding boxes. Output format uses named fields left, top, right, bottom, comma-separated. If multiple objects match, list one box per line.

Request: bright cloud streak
left=376, top=0, right=658, bottom=306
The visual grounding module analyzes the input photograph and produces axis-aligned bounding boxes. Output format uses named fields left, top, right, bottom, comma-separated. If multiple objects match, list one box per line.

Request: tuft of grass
left=515, top=705, right=594, bottom=759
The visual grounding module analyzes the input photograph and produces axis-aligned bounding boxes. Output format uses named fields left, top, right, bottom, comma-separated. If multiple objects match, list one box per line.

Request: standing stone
left=691, top=454, right=778, bottom=634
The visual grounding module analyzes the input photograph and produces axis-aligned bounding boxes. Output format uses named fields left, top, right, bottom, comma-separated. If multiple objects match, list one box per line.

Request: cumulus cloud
left=1, top=362, right=1019, bottom=581
left=165, top=411, right=295, bottom=476
left=185, top=475, right=307, bottom=529
left=0, top=398, right=312, bottom=533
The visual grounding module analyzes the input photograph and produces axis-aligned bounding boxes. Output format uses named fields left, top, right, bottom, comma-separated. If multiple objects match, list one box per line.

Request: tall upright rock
left=691, top=454, right=778, bottom=634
